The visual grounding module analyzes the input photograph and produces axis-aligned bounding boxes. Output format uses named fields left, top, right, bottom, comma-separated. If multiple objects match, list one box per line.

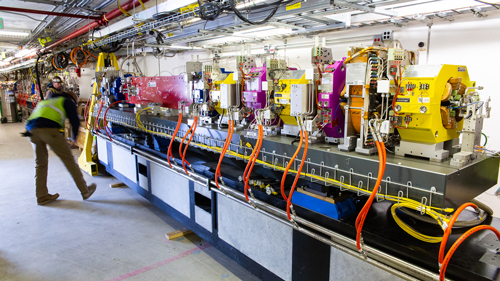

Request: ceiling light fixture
left=0, top=30, right=30, bottom=37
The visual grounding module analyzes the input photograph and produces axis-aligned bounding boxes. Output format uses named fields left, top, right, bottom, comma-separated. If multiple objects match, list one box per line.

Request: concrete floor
left=1, top=122, right=499, bottom=281
left=0, top=123, right=260, bottom=281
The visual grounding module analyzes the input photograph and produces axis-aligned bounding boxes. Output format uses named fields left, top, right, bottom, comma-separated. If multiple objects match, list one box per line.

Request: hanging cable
left=438, top=202, right=479, bottom=265
left=243, top=121, right=263, bottom=202
left=102, top=100, right=128, bottom=141
left=117, top=0, right=146, bottom=17
left=179, top=117, right=196, bottom=174
left=440, top=225, right=500, bottom=281
left=167, top=112, right=183, bottom=168
left=281, top=124, right=303, bottom=201
left=355, top=119, right=386, bottom=251
left=70, top=47, right=88, bottom=68
left=286, top=117, right=308, bottom=220
left=229, top=0, right=283, bottom=25
left=216, top=112, right=234, bottom=189
left=181, top=116, right=198, bottom=175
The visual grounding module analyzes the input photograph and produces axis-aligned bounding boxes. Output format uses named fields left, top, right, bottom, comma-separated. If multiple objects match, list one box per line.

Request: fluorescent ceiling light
left=4, top=56, right=15, bottom=62
left=236, top=0, right=266, bottom=9
left=0, top=44, right=20, bottom=50
left=0, top=30, right=30, bottom=37
left=326, top=0, right=495, bottom=23
left=235, top=27, right=292, bottom=37
left=15, top=49, right=35, bottom=58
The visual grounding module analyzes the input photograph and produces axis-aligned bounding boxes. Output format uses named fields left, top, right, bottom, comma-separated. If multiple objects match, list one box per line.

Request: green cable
left=482, top=132, right=488, bottom=147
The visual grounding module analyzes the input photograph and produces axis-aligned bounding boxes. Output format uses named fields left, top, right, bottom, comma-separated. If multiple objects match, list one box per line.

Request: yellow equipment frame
left=78, top=52, right=119, bottom=176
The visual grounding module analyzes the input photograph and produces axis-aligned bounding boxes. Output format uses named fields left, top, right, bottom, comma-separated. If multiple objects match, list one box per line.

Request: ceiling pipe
left=0, top=6, right=102, bottom=20
left=12, top=0, right=150, bottom=63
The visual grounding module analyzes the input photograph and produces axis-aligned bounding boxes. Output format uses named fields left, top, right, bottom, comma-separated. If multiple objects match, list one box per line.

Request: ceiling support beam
left=334, top=0, right=398, bottom=17
left=0, top=6, right=101, bottom=20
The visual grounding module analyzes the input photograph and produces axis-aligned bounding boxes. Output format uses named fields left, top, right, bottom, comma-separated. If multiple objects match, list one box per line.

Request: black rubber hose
left=229, top=0, right=282, bottom=25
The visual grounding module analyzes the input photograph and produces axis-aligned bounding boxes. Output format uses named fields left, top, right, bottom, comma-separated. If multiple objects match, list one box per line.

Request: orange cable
left=167, top=113, right=183, bottom=168
left=438, top=202, right=478, bottom=264
left=243, top=124, right=263, bottom=201
left=355, top=141, right=386, bottom=250
left=440, top=225, right=500, bottom=281
left=280, top=130, right=303, bottom=201
left=180, top=116, right=198, bottom=175
left=286, top=130, right=309, bottom=220
left=215, top=120, right=234, bottom=189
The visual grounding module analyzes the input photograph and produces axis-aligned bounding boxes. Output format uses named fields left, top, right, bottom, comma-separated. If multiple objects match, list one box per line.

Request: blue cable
left=450, top=101, right=483, bottom=109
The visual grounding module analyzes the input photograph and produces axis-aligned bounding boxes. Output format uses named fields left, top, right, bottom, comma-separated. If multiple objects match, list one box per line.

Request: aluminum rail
left=0, top=6, right=101, bottom=20
left=97, top=133, right=447, bottom=281
left=210, top=184, right=446, bottom=281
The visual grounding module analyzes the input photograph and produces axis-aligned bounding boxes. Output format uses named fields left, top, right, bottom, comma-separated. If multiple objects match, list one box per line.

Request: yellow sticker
left=168, top=33, right=174, bottom=37
left=286, top=2, right=301, bottom=10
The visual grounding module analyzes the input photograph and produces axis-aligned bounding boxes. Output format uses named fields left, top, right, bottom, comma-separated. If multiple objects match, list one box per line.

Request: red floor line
left=106, top=244, right=212, bottom=281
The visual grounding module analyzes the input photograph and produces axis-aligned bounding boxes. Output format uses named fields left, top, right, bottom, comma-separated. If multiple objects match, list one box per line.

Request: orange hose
left=52, top=56, right=66, bottom=71
left=243, top=124, right=263, bottom=201
left=215, top=120, right=234, bottom=189
left=438, top=202, right=478, bottom=264
left=355, top=141, right=386, bottom=250
left=440, top=225, right=500, bottom=281
left=180, top=116, right=198, bottom=175
left=286, top=130, right=309, bottom=220
left=70, top=47, right=88, bottom=68
left=281, top=130, right=303, bottom=201
left=167, top=113, right=183, bottom=168
left=86, top=50, right=98, bottom=59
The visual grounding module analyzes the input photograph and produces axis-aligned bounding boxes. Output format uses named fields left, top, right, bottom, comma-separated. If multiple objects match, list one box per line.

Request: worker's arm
left=44, top=88, right=54, bottom=99
left=64, top=97, right=80, bottom=140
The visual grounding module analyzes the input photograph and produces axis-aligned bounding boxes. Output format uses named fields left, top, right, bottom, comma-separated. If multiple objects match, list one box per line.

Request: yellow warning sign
left=286, top=2, right=301, bottom=11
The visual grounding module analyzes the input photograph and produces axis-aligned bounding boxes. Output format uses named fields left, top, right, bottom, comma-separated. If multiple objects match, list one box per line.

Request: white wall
left=81, top=11, right=500, bottom=151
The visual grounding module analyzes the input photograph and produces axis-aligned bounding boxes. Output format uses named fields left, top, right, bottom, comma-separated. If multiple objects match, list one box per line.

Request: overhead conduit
left=15, top=0, right=150, bottom=62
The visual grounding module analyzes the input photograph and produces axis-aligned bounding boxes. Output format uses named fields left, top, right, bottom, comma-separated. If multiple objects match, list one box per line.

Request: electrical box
left=346, top=63, right=367, bottom=85
left=382, top=30, right=393, bottom=41
left=262, top=81, right=268, bottom=91
left=377, top=80, right=390, bottom=94
left=290, top=84, right=310, bottom=116
left=380, top=120, right=393, bottom=134
left=236, top=56, right=257, bottom=70
left=211, top=90, right=221, bottom=102
left=220, top=84, right=237, bottom=109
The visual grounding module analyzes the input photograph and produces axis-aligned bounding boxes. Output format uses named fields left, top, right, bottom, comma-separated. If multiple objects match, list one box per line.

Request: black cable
left=230, top=0, right=281, bottom=25
left=198, top=0, right=221, bottom=21
left=229, top=0, right=297, bottom=25
left=291, top=132, right=300, bottom=145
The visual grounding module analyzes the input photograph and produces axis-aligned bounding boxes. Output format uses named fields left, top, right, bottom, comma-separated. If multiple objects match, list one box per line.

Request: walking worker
left=25, top=76, right=96, bottom=205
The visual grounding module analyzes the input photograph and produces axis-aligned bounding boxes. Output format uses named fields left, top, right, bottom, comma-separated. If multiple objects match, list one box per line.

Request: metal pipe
left=210, top=182, right=445, bottom=281
left=0, top=6, right=101, bottom=20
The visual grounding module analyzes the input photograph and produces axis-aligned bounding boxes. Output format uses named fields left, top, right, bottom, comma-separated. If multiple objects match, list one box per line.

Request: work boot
left=37, top=193, right=60, bottom=205
left=82, top=183, right=97, bottom=200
